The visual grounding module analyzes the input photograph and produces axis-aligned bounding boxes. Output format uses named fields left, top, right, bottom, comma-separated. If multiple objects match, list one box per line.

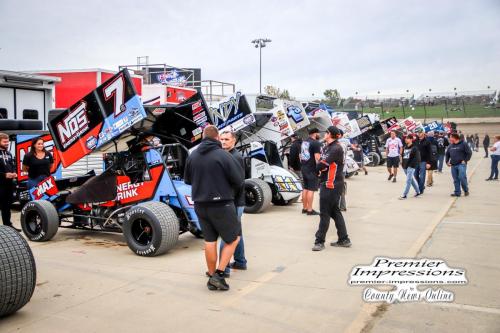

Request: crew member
left=184, top=125, right=244, bottom=291
left=300, top=128, right=321, bottom=215
left=219, top=131, right=247, bottom=276
left=288, top=134, right=302, bottom=180
left=0, top=133, right=20, bottom=231
left=312, top=126, right=351, bottom=251
left=385, top=131, right=403, bottom=183
left=22, top=137, right=53, bottom=190
left=446, top=133, right=472, bottom=197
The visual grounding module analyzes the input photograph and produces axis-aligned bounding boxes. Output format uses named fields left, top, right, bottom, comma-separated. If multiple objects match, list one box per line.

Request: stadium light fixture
left=252, top=38, right=272, bottom=94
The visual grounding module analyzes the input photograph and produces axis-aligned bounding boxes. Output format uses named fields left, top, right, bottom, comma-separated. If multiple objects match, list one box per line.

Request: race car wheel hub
left=26, top=212, right=43, bottom=236
left=131, top=219, right=153, bottom=246
left=246, top=190, right=257, bottom=206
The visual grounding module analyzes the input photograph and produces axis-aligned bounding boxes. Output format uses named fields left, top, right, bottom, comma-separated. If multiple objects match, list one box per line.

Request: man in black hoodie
left=446, top=133, right=472, bottom=197
left=184, top=125, right=244, bottom=291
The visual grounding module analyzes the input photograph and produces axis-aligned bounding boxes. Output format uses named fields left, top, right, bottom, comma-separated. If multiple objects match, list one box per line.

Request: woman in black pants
left=22, top=137, right=53, bottom=189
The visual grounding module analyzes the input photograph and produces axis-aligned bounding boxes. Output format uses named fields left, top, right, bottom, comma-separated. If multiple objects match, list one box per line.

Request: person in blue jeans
left=399, top=135, right=421, bottom=199
left=486, top=135, right=500, bottom=181
left=446, top=133, right=472, bottom=197
left=415, top=131, right=433, bottom=194
left=219, top=131, right=247, bottom=276
left=436, top=132, right=449, bottom=173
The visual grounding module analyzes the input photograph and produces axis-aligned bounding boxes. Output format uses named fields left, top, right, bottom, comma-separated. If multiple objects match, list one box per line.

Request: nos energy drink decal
left=48, top=70, right=146, bottom=167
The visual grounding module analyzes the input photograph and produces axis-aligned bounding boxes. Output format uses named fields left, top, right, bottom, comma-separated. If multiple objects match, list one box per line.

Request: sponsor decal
left=192, top=100, right=204, bottom=115
left=157, top=70, right=187, bottom=86
left=117, top=181, right=144, bottom=200
left=56, top=101, right=89, bottom=149
left=286, top=105, right=304, bottom=123
left=33, top=177, right=58, bottom=200
left=349, top=257, right=467, bottom=304
left=86, top=136, right=97, bottom=150
left=152, top=107, right=166, bottom=116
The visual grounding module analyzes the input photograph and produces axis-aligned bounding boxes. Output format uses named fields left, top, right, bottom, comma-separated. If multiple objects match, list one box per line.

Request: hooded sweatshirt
left=184, top=138, right=244, bottom=204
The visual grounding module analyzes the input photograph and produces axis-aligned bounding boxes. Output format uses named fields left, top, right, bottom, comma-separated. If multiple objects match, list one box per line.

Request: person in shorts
left=351, top=139, right=367, bottom=175
left=300, top=128, right=322, bottom=215
left=385, top=131, right=403, bottom=183
left=184, top=126, right=244, bottom=291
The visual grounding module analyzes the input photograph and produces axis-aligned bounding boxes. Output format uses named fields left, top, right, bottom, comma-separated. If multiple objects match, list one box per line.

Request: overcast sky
left=1, top=0, right=499, bottom=99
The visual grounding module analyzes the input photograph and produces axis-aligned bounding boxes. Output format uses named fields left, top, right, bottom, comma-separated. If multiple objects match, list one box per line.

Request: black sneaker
left=398, top=196, right=407, bottom=200
left=450, top=193, right=461, bottom=197
left=388, top=174, right=393, bottom=181
left=301, top=209, right=307, bottom=214
left=365, top=170, right=368, bottom=175
left=312, top=243, right=325, bottom=251
left=331, top=239, right=352, bottom=248
left=464, top=191, right=469, bottom=197
left=306, top=210, right=320, bottom=216
left=206, top=271, right=230, bottom=278
left=208, top=275, right=230, bottom=291
left=392, top=177, right=397, bottom=183
left=414, top=193, right=421, bottom=197
left=486, top=178, right=493, bottom=181
left=229, top=262, right=247, bottom=270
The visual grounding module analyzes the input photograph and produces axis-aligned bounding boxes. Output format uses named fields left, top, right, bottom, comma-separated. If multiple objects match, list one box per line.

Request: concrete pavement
left=1, top=152, right=498, bottom=333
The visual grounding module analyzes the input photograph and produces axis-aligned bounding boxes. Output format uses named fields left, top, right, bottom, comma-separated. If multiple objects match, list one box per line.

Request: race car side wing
left=48, top=70, right=147, bottom=167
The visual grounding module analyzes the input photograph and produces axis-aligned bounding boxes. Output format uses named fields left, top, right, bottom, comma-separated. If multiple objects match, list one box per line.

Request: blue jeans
left=27, top=175, right=46, bottom=190
left=490, top=155, right=500, bottom=179
left=437, top=154, right=445, bottom=172
left=220, top=206, right=246, bottom=273
left=402, top=167, right=420, bottom=197
left=415, top=161, right=427, bottom=193
left=451, top=164, right=469, bottom=195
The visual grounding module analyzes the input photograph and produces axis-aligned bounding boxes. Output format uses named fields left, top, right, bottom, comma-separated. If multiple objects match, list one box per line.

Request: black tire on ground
left=123, top=202, right=179, bottom=257
left=0, top=119, right=19, bottom=131
left=20, top=200, right=59, bottom=242
left=244, top=178, right=272, bottom=214
left=0, top=225, right=37, bottom=317
left=18, top=120, right=43, bottom=130
left=367, top=152, right=380, bottom=167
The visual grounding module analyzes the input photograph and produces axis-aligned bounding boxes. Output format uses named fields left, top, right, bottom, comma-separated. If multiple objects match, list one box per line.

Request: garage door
left=0, top=87, right=15, bottom=119
left=16, top=89, right=45, bottom=125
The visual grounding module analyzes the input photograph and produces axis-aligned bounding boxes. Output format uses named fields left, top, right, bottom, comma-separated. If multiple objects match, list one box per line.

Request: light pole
left=251, top=38, right=272, bottom=94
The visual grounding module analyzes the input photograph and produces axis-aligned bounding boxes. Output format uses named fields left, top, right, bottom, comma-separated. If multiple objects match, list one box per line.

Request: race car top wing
left=48, top=70, right=147, bottom=167
left=209, top=92, right=256, bottom=133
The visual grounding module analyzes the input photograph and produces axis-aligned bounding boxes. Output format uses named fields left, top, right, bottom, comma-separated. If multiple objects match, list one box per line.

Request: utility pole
left=251, top=38, right=272, bottom=94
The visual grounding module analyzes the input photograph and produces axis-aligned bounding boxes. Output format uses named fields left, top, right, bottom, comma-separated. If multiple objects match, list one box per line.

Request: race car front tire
left=20, top=200, right=59, bottom=242
left=367, top=152, right=380, bottom=167
left=244, top=178, right=272, bottom=214
left=123, top=202, right=179, bottom=257
left=0, top=225, right=37, bottom=317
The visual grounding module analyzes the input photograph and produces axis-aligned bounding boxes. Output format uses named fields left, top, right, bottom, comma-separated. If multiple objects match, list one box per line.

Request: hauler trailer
left=0, top=70, right=60, bottom=129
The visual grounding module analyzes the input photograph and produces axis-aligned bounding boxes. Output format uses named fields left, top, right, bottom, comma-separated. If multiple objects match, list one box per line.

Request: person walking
left=446, top=133, right=472, bottom=197
left=436, top=132, right=449, bottom=173
left=351, top=140, right=367, bottom=175
left=0, top=133, right=20, bottom=231
left=483, top=134, right=490, bottom=158
left=22, top=137, right=53, bottom=189
left=486, top=135, right=500, bottom=181
left=426, top=131, right=438, bottom=187
left=184, top=125, right=244, bottom=291
left=474, top=134, right=480, bottom=152
left=300, top=128, right=321, bottom=215
left=385, top=131, right=403, bottom=183
left=415, top=130, right=432, bottom=194
left=399, top=134, right=421, bottom=199
left=312, top=126, right=351, bottom=251
left=219, top=131, right=247, bottom=276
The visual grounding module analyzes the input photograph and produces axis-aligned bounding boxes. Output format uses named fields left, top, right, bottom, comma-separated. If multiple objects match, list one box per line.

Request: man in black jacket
left=312, top=126, right=351, bottom=251
left=399, top=134, right=421, bottom=199
left=483, top=134, right=490, bottom=158
left=446, top=133, right=472, bottom=197
left=184, top=126, right=244, bottom=291
left=0, top=133, right=20, bottom=231
left=415, top=130, right=433, bottom=194
left=219, top=130, right=247, bottom=276
left=288, top=134, right=302, bottom=178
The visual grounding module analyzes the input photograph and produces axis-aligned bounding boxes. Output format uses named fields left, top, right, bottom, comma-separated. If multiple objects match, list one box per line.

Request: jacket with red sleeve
left=316, top=141, right=345, bottom=189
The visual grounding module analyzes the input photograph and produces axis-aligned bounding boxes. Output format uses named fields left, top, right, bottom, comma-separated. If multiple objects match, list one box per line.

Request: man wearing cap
left=312, top=126, right=351, bottom=251
left=300, top=128, right=321, bottom=215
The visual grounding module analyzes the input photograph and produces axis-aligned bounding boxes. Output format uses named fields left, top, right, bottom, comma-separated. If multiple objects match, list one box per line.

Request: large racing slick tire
left=0, top=225, right=37, bottom=317
left=123, top=202, right=179, bottom=257
left=244, top=178, right=272, bottom=214
left=21, top=200, right=59, bottom=242
left=367, top=152, right=380, bottom=167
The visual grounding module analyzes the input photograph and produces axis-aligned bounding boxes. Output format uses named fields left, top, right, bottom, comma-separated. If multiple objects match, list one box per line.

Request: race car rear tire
left=0, top=225, right=37, bottom=317
left=20, top=200, right=59, bottom=242
left=244, top=178, right=272, bottom=214
left=123, top=202, right=179, bottom=257
left=367, top=152, right=380, bottom=167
